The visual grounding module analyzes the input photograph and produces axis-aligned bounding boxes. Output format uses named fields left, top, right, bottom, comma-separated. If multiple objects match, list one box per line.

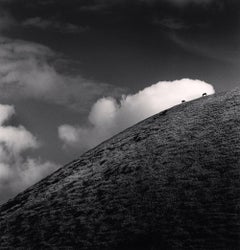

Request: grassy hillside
left=0, top=88, right=240, bottom=249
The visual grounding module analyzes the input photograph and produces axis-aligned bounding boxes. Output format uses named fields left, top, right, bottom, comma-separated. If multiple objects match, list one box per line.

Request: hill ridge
left=0, top=87, right=240, bottom=249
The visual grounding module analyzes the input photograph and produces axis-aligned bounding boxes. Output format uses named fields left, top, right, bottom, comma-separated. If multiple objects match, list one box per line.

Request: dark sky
left=0, top=0, right=239, bottom=203
left=2, top=0, right=240, bottom=91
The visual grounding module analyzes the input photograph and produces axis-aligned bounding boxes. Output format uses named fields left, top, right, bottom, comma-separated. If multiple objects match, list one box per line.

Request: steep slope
left=0, top=88, right=240, bottom=249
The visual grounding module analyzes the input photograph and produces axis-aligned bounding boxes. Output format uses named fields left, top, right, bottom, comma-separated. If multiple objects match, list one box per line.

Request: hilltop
left=0, top=88, right=240, bottom=249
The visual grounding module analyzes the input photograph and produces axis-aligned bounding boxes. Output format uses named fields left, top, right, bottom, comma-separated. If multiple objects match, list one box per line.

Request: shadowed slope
left=0, top=89, right=240, bottom=249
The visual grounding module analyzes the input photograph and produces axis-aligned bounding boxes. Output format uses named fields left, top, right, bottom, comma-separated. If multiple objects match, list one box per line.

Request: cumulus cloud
left=0, top=104, right=14, bottom=124
left=59, top=78, right=215, bottom=151
left=0, top=104, right=59, bottom=204
left=0, top=37, right=123, bottom=112
left=0, top=12, right=122, bottom=203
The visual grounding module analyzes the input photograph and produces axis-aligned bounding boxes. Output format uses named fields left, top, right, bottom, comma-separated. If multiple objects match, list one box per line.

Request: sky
left=0, top=0, right=239, bottom=203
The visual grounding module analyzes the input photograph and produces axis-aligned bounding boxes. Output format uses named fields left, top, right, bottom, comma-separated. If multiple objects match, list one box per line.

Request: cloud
left=0, top=16, right=123, bottom=203
left=153, top=17, right=189, bottom=30
left=0, top=9, right=123, bottom=113
left=22, top=17, right=89, bottom=33
left=0, top=105, right=38, bottom=152
left=0, top=37, right=123, bottom=113
left=0, top=104, right=14, bottom=124
left=59, top=78, right=215, bottom=151
left=0, top=104, right=59, bottom=204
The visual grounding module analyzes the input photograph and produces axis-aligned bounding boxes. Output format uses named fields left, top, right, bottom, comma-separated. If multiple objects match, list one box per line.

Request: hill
left=0, top=88, right=240, bottom=249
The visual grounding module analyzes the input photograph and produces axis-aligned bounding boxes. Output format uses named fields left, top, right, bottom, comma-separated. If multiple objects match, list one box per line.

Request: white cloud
left=0, top=125, right=38, bottom=154
left=0, top=14, right=122, bottom=203
left=0, top=10, right=122, bottom=114
left=0, top=37, right=123, bottom=113
left=0, top=104, right=14, bottom=124
left=0, top=104, right=59, bottom=204
left=59, top=78, right=215, bottom=151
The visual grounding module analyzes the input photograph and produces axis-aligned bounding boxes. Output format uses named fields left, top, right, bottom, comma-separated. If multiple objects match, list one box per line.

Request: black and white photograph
left=0, top=0, right=239, bottom=249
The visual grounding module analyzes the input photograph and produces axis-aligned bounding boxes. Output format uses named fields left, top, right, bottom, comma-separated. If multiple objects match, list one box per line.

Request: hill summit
left=0, top=88, right=240, bottom=249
